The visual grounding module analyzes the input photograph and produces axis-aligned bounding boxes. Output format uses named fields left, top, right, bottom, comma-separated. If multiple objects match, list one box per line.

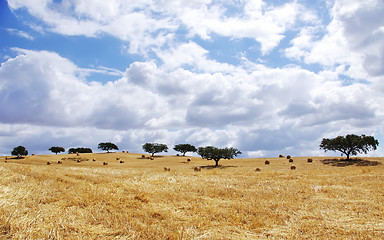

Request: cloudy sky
left=0, top=0, right=383, bottom=157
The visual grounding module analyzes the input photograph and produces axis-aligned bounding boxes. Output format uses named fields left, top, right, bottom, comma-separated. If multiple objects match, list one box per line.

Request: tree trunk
left=346, top=153, right=350, bottom=161
left=214, top=159, right=219, bottom=167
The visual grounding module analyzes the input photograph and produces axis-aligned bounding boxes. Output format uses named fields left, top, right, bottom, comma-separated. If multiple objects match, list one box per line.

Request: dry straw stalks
left=0, top=154, right=383, bottom=239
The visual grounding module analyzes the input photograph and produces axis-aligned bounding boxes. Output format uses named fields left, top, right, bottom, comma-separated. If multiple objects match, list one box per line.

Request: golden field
left=0, top=152, right=383, bottom=239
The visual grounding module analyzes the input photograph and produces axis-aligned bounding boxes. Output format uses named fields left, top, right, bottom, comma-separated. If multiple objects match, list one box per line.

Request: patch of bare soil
left=321, top=158, right=381, bottom=167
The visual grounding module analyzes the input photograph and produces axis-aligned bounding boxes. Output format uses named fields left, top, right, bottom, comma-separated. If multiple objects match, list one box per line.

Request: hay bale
left=286, top=155, right=291, bottom=159
left=120, top=160, right=124, bottom=163
left=47, top=162, right=51, bottom=165
left=116, top=157, right=120, bottom=160
left=194, top=167, right=201, bottom=172
left=150, top=157, right=154, bottom=160
left=187, top=158, right=191, bottom=162
left=92, top=158, right=96, bottom=162
left=76, top=159, right=81, bottom=163
left=289, top=159, right=293, bottom=163
left=307, top=158, right=313, bottom=163
left=265, top=160, right=270, bottom=165
left=290, top=166, right=296, bottom=170
left=103, top=162, right=108, bottom=165
left=255, top=168, right=261, bottom=172
left=279, top=154, right=284, bottom=158
left=164, top=167, right=170, bottom=171
left=57, top=161, right=62, bottom=164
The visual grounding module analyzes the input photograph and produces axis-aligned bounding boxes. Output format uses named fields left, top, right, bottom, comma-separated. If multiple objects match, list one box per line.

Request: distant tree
left=320, top=134, right=379, bottom=160
left=11, top=146, right=28, bottom=158
left=98, top=142, right=119, bottom=153
left=68, top=147, right=93, bottom=154
left=142, top=143, right=168, bottom=157
left=173, top=143, right=197, bottom=156
left=49, top=146, right=65, bottom=154
left=197, top=146, right=241, bottom=167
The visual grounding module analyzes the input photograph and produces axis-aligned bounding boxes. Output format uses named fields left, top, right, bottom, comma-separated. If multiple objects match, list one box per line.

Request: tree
left=173, top=143, right=197, bottom=156
left=197, top=146, right=241, bottom=167
left=49, top=146, right=65, bottom=154
left=142, top=143, right=168, bottom=157
left=98, top=142, right=119, bottom=153
left=11, top=146, right=28, bottom=158
left=320, top=134, right=379, bottom=160
left=68, top=147, right=93, bottom=154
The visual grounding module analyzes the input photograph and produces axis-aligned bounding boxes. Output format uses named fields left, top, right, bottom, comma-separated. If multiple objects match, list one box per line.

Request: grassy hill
left=1, top=153, right=383, bottom=239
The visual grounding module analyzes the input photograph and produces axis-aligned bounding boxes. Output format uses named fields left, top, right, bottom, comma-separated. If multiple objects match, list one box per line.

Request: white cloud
left=2, top=48, right=383, bottom=157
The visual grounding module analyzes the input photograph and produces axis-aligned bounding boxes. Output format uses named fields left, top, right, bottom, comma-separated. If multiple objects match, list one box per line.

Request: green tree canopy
left=197, top=146, right=241, bottom=167
left=11, top=146, right=28, bottom=158
left=173, top=143, right=197, bottom=156
left=142, top=143, right=168, bottom=157
left=49, top=146, right=65, bottom=154
left=68, top=147, right=93, bottom=154
left=98, top=142, right=119, bottom=153
left=320, top=134, right=379, bottom=160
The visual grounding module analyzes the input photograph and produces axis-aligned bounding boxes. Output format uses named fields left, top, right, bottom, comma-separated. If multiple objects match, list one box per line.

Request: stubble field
left=0, top=153, right=383, bottom=239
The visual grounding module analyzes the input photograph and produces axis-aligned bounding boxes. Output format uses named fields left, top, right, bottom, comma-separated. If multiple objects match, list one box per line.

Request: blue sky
left=1, top=0, right=383, bottom=157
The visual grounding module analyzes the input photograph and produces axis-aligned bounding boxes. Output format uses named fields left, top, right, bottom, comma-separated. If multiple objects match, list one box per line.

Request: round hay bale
left=194, top=167, right=201, bottom=172
left=120, top=160, right=124, bottom=163
left=103, top=162, right=108, bottom=165
left=187, top=158, right=191, bottom=162
left=290, top=166, right=296, bottom=170
left=255, top=168, right=261, bottom=172
left=286, top=155, right=291, bottom=159
left=307, top=158, right=313, bottom=163
left=289, top=159, right=293, bottom=163
left=265, top=160, right=270, bottom=165
left=57, top=161, right=62, bottom=164
left=47, top=162, right=51, bottom=165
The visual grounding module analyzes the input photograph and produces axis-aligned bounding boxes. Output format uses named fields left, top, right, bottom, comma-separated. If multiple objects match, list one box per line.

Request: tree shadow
left=198, top=165, right=237, bottom=169
left=320, top=158, right=381, bottom=167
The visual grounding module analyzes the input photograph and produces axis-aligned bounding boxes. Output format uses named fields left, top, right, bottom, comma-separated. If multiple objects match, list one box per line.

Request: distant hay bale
left=47, top=162, right=51, bottom=165
left=76, top=153, right=80, bottom=156
left=120, top=160, right=124, bottom=163
left=279, top=155, right=284, bottom=158
left=265, top=160, right=270, bottom=165
left=103, top=162, right=108, bottom=165
left=187, top=158, right=191, bottom=162
left=289, top=159, right=293, bottom=163
left=57, top=161, right=62, bottom=164
left=116, top=157, right=120, bottom=160
left=4, top=160, right=7, bottom=163
left=77, top=159, right=81, bottom=163
left=194, top=167, right=201, bottom=172
left=5, top=157, right=7, bottom=160
left=164, top=167, right=170, bottom=171
left=122, top=151, right=125, bottom=153
left=255, top=168, right=261, bottom=172
left=287, top=155, right=291, bottom=159
left=142, top=155, right=146, bottom=158
left=150, top=157, right=154, bottom=160
left=291, top=166, right=296, bottom=170
left=32, top=154, right=35, bottom=156
left=176, top=154, right=180, bottom=156
left=307, top=158, right=313, bottom=163
left=92, top=158, right=96, bottom=162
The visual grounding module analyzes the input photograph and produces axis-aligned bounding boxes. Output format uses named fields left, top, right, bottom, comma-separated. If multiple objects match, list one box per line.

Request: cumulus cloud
left=1, top=47, right=383, bottom=157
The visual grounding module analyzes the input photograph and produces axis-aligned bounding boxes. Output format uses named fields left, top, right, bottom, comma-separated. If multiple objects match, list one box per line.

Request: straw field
left=1, top=153, right=383, bottom=239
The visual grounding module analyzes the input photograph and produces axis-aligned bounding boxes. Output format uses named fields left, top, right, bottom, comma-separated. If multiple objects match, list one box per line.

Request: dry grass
left=0, top=153, right=383, bottom=239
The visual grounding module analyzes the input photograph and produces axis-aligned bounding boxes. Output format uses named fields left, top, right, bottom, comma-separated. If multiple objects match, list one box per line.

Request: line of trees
left=9, top=134, right=379, bottom=167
